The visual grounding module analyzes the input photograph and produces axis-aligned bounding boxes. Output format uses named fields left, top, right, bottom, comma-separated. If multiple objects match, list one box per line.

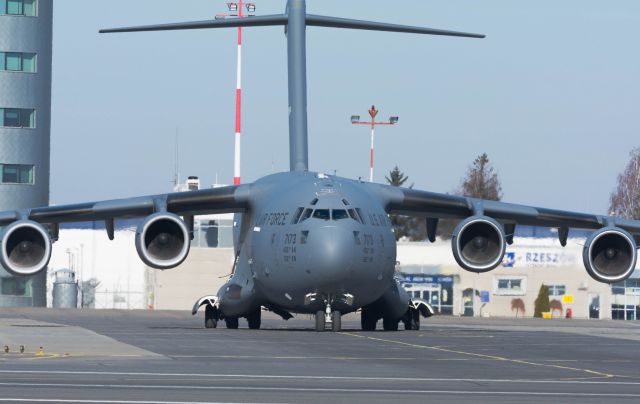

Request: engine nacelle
left=583, top=227, right=637, bottom=283
left=0, top=220, right=52, bottom=277
left=135, top=213, right=190, bottom=269
left=452, top=216, right=506, bottom=273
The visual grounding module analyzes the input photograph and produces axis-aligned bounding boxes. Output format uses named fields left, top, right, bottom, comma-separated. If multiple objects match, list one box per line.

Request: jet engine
left=451, top=216, right=506, bottom=273
left=135, top=213, right=190, bottom=269
left=0, top=221, right=52, bottom=277
left=583, top=227, right=637, bottom=283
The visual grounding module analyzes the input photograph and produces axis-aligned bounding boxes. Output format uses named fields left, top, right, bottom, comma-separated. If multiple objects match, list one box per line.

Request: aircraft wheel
left=403, top=311, right=420, bottom=330
left=315, top=311, right=325, bottom=332
left=205, top=305, right=217, bottom=329
left=382, top=317, right=399, bottom=331
left=225, top=317, right=239, bottom=329
left=361, top=309, right=377, bottom=331
left=246, top=310, right=261, bottom=330
left=331, top=311, right=341, bottom=332
left=402, top=318, right=411, bottom=330
left=205, top=318, right=217, bottom=329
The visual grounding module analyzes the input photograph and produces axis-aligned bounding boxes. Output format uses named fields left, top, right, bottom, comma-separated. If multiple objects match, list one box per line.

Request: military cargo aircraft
left=1, top=0, right=638, bottom=332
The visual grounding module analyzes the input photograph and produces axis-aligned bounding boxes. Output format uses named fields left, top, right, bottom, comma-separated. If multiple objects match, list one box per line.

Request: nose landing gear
left=315, top=300, right=342, bottom=332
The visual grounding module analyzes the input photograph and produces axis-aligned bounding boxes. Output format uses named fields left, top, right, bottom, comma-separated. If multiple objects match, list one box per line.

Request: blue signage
left=502, top=252, right=515, bottom=267
left=399, top=274, right=453, bottom=284
left=480, top=291, right=490, bottom=303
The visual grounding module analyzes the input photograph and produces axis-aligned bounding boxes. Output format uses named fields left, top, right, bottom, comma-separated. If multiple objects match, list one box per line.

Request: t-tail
left=100, top=0, right=484, bottom=174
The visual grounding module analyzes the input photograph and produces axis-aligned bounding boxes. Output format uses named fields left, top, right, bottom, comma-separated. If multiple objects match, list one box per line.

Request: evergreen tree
left=386, top=166, right=426, bottom=241
left=385, top=166, right=409, bottom=187
left=533, top=285, right=551, bottom=318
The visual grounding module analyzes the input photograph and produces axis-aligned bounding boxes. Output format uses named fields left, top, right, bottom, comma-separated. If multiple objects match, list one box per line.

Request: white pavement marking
left=0, top=370, right=639, bottom=385
left=0, top=383, right=639, bottom=398
left=0, top=401, right=249, bottom=404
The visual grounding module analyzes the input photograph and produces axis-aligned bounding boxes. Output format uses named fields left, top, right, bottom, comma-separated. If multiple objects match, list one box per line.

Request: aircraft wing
left=368, top=183, right=640, bottom=283
left=0, top=184, right=251, bottom=226
left=371, top=183, right=640, bottom=234
left=0, top=184, right=251, bottom=276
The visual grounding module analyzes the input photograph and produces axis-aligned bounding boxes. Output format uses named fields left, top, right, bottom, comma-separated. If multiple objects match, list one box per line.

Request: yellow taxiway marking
left=341, top=332, right=617, bottom=380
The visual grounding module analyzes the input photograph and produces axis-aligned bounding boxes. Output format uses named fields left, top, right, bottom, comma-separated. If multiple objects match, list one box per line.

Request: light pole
left=216, top=1, right=256, bottom=185
left=351, top=105, right=398, bottom=182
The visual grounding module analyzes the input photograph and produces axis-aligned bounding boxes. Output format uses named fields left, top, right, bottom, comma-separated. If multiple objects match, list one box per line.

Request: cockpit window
left=342, top=199, right=350, bottom=206
left=347, top=209, right=360, bottom=223
left=300, top=208, right=313, bottom=222
left=355, top=208, right=366, bottom=224
left=312, top=209, right=330, bottom=220
left=332, top=209, right=349, bottom=220
left=291, top=207, right=304, bottom=224
left=310, top=198, right=319, bottom=206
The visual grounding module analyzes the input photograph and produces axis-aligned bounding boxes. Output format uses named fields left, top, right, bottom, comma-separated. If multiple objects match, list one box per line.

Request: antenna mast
left=216, top=1, right=257, bottom=184
left=173, top=127, right=180, bottom=188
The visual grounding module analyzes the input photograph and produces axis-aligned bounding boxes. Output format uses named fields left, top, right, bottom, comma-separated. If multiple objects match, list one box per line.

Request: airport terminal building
left=0, top=0, right=52, bottom=307
left=396, top=229, right=640, bottom=320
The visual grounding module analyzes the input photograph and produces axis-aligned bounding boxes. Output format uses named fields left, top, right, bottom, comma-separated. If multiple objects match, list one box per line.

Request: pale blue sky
left=50, top=1, right=640, bottom=214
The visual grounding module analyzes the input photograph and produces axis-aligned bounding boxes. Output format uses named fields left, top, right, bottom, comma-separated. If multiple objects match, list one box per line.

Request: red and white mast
left=218, top=1, right=256, bottom=185
left=351, top=105, right=399, bottom=182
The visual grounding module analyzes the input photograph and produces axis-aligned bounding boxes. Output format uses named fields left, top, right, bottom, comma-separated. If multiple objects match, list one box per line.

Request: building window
left=1, top=0, right=37, bottom=16
left=494, top=276, right=526, bottom=296
left=1, top=277, right=30, bottom=296
left=545, top=284, right=566, bottom=296
left=0, top=52, right=36, bottom=72
left=0, top=164, right=34, bottom=184
left=0, top=108, right=35, bottom=128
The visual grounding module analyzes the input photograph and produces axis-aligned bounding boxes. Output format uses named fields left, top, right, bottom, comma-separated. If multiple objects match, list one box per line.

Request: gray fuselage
left=219, top=171, right=398, bottom=316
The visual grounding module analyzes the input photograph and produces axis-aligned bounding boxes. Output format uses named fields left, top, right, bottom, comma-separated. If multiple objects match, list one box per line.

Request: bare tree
left=438, top=153, right=503, bottom=239
left=609, top=147, right=640, bottom=219
left=511, top=298, right=525, bottom=317
left=460, top=153, right=503, bottom=201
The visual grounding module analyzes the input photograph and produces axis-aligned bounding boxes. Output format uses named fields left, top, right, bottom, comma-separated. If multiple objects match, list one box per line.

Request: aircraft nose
left=307, top=226, right=354, bottom=281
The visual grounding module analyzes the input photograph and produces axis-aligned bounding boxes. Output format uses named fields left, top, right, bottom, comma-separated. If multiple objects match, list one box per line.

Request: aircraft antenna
left=100, top=0, right=484, bottom=174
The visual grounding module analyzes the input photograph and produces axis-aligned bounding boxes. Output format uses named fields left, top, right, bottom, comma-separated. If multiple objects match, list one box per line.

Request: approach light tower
left=216, top=1, right=256, bottom=185
left=351, top=105, right=398, bottom=182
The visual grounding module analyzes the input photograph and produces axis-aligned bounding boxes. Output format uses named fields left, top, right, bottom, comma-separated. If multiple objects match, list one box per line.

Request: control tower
left=0, top=0, right=52, bottom=307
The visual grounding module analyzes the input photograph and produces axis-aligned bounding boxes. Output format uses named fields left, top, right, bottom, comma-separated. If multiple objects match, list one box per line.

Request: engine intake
left=135, top=213, right=190, bottom=269
left=452, top=216, right=506, bottom=273
left=0, top=221, right=52, bottom=277
left=583, top=227, right=637, bottom=283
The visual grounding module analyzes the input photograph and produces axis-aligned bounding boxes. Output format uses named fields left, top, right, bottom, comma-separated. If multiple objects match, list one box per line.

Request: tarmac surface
left=1, top=308, right=640, bottom=403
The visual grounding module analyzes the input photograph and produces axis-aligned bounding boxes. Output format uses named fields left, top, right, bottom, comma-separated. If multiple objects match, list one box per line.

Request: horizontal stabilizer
left=99, top=14, right=288, bottom=34
left=306, top=14, right=484, bottom=38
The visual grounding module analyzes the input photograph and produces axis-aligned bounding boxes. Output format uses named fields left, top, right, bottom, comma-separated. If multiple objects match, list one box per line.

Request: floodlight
left=227, top=3, right=238, bottom=12
left=351, top=115, right=360, bottom=123
left=389, top=116, right=399, bottom=124
left=246, top=3, right=256, bottom=12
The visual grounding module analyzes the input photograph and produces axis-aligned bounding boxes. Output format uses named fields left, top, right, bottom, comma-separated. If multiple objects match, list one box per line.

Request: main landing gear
left=315, top=302, right=342, bottom=332
left=205, top=304, right=217, bottom=329
left=361, top=307, right=400, bottom=331
left=224, top=309, right=261, bottom=329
